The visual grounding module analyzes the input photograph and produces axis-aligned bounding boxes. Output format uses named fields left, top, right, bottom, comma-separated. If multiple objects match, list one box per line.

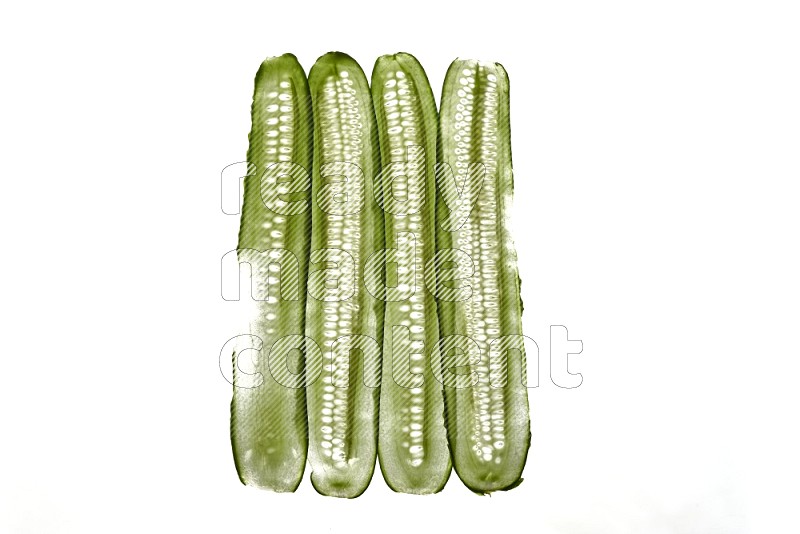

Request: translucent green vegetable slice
left=436, top=59, right=531, bottom=493
left=305, top=52, right=384, bottom=498
left=372, top=53, right=451, bottom=494
left=230, top=53, right=312, bottom=492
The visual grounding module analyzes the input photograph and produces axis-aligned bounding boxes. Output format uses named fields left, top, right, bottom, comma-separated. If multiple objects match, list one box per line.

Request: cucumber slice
left=372, top=53, right=452, bottom=494
left=230, top=53, right=313, bottom=492
left=437, top=59, right=531, bottom=493
left=305, top=52, right=384, bottom=498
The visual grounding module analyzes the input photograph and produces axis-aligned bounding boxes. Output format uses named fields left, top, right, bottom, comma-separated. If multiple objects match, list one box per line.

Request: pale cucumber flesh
left=231, top=53, right=313, bottom=492
left=373, top=53, right=452, bottom=494
left=437, top=59, right=530, bottom=493
left=306, top=52, right=384, bottom=498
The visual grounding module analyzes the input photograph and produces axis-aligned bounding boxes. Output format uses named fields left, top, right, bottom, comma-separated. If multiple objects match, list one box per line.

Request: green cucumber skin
left=437, top=59, right=531, bottom=493
left=372, top=53, right=452, bottom=494
left=306, top=53, right=384, bottom=498
left=231, top=54, right=313, bottom=492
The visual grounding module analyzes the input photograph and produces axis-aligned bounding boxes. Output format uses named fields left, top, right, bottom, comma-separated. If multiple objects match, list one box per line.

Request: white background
left=1, top=1, right=798, bottom=532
